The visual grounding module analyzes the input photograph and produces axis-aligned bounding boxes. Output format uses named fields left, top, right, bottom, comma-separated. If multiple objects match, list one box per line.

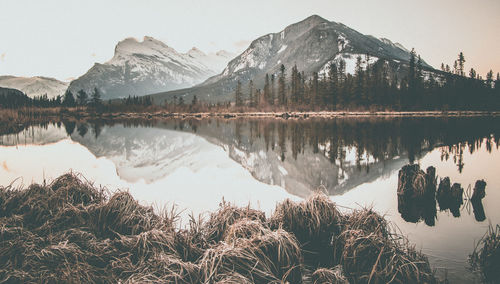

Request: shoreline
left=123, top=110, right=500, bottom=119
left=2, top=108, right=499, bottom=135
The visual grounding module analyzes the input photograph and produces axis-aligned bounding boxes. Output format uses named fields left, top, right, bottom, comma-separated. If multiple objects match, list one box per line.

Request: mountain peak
left=152, top=15, right=434, bottom=104
left=215, top=50, right=233, bottom=58
left=69, top=37, right=235, bottom=100
left=113, top=36, right=174, bottom=58
left=290, top=14, right=329, bottom=30
left=304, top=14, right=328, bottom=23
left=187, top=47, right=206, bottom=57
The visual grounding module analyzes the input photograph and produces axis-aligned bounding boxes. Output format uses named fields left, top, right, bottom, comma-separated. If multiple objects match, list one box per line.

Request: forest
left=1, top=51, right=499, bottom=112
left=231, top=50, right=500, bottom=111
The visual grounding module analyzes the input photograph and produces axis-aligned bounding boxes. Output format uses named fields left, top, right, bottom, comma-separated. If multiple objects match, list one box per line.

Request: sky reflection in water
left=1, top=116, right=499, bottom=283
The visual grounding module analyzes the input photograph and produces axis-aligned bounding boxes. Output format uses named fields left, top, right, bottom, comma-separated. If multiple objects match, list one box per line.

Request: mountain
left=0, top=76, right=68, bottom=99
left=150, top=15, right=434, bottom=104
left=67, top=36, right=235, bottom=100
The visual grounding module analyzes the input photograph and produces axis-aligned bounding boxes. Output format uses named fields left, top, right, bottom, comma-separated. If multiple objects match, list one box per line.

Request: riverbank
left=0, top=173, right=437, bottom=283
left=2, top=107, right=499, bottom=133
left=2, top=107, right=500, bottom=121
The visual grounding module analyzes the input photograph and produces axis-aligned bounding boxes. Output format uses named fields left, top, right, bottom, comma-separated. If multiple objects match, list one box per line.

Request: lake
left=1, top=116, right=499, bottom=283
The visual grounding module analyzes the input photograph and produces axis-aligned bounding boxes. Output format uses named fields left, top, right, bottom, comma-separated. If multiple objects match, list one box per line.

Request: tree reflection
left=222, top=117, right=500, bottom=175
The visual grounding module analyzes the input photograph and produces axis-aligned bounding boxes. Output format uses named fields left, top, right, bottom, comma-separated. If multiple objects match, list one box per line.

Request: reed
left=469, top=225, right=500, bottom=283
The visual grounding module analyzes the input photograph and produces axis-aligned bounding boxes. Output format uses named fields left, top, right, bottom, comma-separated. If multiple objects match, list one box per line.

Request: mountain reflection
left=1, top=116, right=499, bottom=198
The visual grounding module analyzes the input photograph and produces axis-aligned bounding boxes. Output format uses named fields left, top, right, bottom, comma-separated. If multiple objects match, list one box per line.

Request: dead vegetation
left=0, top=173, right=438, bottom=283
left=469, top=225, right=500, bottom=283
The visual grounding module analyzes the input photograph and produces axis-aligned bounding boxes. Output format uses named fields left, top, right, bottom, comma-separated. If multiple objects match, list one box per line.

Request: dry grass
left=203, top=200, right=266, bottom=244
left=270, top=193, right=343, bottom=266
left=343, top=208, right=390, bottom=238
left=0, top=173, right=439, bottom=283
left=339, top=229, right=434, bottom=284
left=199, top=228, right=302, bottom=283
left=223, top=218, right=269, bottom=243
left=469, top=225, right=500, bottom=283
left=311, top=266, right=348, bottom=284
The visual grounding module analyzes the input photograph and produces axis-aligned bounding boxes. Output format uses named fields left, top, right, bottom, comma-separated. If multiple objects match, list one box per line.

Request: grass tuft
left=0, top=173, right=439, bottom=283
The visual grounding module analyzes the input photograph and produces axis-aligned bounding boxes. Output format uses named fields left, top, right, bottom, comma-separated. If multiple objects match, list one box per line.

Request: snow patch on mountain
left=337, top=34, right=349, bottom=52
left=319, top=53, right=379, bottom=76
left=278, top=45, right=287, bottom=54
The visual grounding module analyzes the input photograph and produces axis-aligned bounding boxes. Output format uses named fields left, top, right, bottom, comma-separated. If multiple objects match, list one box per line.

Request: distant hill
left=67, top=36, right=235, bottom=100
left=0, top=76, right=68, bottom=99
left=149, top=15, right=435, bottom=104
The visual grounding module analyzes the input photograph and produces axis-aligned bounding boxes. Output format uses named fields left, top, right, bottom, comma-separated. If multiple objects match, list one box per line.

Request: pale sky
left=1, top=0, right=499, bottom=81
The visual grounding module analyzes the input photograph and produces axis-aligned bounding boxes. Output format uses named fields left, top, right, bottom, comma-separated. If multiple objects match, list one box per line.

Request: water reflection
left=2, top=117, right=500, bottom=198
left=1, top=116, right=499, bottom=284
left=396, top=164, right=488, bottom=226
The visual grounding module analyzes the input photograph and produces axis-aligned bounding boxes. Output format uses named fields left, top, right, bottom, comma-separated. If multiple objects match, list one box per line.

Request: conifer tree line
left=234, top=50, right=500, bottom=111
left=0, top=87, right=153, bottom=110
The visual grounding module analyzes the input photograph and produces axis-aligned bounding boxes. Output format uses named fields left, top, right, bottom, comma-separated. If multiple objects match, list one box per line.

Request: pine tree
left=469, top=68, right=477, bottom=79
left=457, top=52, right=466, bottom=76
left=191, top=95, right=198, bottom=107
left=290, top=65, right=299, bottom=105
left=327, top=62, right=338, bottom=107
left=91, top=87, right=102, bottom=107
left=486, top=70, right=494, bottom=88
left=312, top=72, right=319, bottom=107
left=235, top=80, right=243, bottom=106
left=408, top=49, right=416, bottom=89
left=407, top=48, right=417, bottom=108
left=278, top=64, right=286, bottom=106
left=63, top=90, right=76, bottom=107
left=248, top=80, right=254, bottom=107
left=77, top=89, right=88, bottom=106
left=354, top=55, right=364, bottom=105
left=337, top=59, right=346, bottom=106
left=270, top=74, right=275, bottom=105
left=264, top=74, right=271, bottom=105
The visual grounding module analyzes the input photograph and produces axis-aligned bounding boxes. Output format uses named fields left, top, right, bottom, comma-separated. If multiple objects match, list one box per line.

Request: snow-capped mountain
left=67, top=36, right=235, bottom=100
left=0, top=76, right=68, bottom=99
left=150, top=15, right=434, bottom=103
left=186, top=48, right=235, bottom=73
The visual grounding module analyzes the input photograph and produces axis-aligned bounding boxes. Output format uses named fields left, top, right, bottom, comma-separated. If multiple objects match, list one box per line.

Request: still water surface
left=1, top=117, right=499, bottom=283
